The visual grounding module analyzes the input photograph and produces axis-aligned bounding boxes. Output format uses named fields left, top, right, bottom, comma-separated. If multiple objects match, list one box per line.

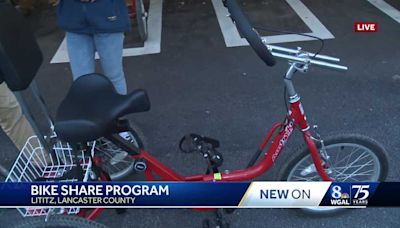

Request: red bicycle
left=5, top=0, right=388, bottom=227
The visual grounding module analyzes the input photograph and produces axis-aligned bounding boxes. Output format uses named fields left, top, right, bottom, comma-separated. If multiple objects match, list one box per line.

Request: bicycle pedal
left=202, top=218, right=230, bottom=228
left=179, top=134, right=220, bottom=153
left=178, top=134, right=199, bottom=153
left=223, top=208, right=235, bottom=214
left=116, top=208, right=127, bottom=214
left=202, top=209, right=230, bottom=228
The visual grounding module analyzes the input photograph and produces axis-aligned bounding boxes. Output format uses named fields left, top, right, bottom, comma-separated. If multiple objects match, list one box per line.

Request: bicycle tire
left=11, top=216, right=108, bottom=228
left=136, top=0, right=148, bottom=41
left=0, top=164, right=9, bottom=179
left=277, top=133, right=389, bottom=213
left=95, top=120, right=147, bottom=180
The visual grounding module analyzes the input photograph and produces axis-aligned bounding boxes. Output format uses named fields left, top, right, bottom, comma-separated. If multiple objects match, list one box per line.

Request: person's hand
left=80, top=0, right=96, bottom=2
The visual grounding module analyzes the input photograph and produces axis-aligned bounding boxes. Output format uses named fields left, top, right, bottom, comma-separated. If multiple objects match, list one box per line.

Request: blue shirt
left=57, top=0, right=131, bottom=34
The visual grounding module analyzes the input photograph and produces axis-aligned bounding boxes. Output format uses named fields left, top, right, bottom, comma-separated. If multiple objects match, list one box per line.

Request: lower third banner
left=0, top=182, right=399, bottom=208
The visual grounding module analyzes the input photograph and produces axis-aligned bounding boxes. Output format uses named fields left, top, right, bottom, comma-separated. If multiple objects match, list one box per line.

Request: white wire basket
left=5, top=136, right=95, bottom=217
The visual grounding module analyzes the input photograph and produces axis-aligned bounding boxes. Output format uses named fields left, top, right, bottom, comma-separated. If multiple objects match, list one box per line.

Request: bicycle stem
left=284, top=62, right=300, bottom=99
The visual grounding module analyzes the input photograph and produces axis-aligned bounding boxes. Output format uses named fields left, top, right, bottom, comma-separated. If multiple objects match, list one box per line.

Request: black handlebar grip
left=224, top=0, right=276, bottom=67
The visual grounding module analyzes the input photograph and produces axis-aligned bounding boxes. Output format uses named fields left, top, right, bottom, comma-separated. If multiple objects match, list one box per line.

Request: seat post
left=29, top=80, right=56, bottom=134
left=71, top=143, right=86, bottom=181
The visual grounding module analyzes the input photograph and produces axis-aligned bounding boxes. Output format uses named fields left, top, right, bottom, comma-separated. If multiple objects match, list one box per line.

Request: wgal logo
left=329, top=185, right=351, bottom=206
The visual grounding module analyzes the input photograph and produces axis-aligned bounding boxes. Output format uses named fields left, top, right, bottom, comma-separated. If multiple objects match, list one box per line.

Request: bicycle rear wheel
left=11, top=216, right=108, bottom=228
left=0, top=164, right=8, bottom=179
left=95, top=121, right=146, bottom=180
left=278, top=133, right=389, bottom=213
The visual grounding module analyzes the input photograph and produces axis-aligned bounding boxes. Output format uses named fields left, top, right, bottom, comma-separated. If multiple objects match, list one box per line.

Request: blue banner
left=0, top=182, right=250, bottom=207
left=1, top=182, right=400, bottom=208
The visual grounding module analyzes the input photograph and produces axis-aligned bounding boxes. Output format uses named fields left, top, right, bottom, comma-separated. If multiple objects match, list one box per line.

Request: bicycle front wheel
left=12, top=216, right=108, bottom=228
left=278, top=133, right=389, bottom=212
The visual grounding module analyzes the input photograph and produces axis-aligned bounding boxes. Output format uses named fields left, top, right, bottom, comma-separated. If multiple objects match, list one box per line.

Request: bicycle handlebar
left=224, top=0, right=276, bottom=67
left=267, top=45, right=348, bottom=71
left=224, top=0, right=348, bottom=71
left=266, top=44, right=340, bottom=63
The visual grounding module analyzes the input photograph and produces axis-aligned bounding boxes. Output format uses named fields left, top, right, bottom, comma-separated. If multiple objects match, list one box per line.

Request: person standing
left=57, top=0, right=136, bottom=177
left=57, top=0, right=131, bottom=95
left=0, top=82, right=36, bottom=150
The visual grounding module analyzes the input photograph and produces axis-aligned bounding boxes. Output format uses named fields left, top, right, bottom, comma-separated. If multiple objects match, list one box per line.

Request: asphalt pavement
left=0, top=0, right=400, bottom=227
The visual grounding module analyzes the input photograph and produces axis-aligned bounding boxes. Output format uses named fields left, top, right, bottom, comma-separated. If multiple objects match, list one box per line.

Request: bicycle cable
left=253, top=26, right=325, bottom=113
left=254, top=26, right=325, bottom=57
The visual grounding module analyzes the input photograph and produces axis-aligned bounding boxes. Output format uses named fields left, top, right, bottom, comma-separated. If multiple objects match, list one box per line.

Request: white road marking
left=368, top=0, right=400, bottom=24
left=50, top=0, right=163, bottom=64
left=211, top=0, right=334, bottom=47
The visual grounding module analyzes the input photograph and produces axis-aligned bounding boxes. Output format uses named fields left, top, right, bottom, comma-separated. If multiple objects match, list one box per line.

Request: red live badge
left=354, top=22, right=378, bottom=32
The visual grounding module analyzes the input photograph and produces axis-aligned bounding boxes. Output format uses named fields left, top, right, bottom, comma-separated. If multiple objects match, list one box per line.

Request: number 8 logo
left=331, top=185, right=342, bottom=199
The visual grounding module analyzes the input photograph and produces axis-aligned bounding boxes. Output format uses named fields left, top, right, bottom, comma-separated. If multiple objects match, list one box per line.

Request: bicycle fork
left=285, top=62, right=332, bottom=181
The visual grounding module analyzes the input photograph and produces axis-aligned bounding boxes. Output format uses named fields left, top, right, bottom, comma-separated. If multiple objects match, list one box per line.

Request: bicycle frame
left=72, top=44, right=349, bottom=220
left=129, top=101, right=331, bottom=182
left=103, top=62, right=333, bottom=183
left=81, top=60, right=337, bottom=220
left=83, top=91, right=331, bottom=220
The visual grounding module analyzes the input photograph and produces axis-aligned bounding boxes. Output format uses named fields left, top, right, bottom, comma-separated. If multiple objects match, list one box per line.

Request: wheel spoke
left=332, top=159, right=374, bottom=171
left=287, top=140, right=382, bottom=183
left=334, top=170, right=375, bottom=181
left=338, top=163, right=376, bottom=181
left=334, top=152, right=370, bottom=175
left=330, top=146, right=361, bottom=167
left=290, top=174, right=319, bottom=181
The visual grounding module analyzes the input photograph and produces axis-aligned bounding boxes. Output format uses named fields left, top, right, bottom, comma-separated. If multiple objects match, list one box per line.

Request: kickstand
left=202, top=209, right=230, bottom=228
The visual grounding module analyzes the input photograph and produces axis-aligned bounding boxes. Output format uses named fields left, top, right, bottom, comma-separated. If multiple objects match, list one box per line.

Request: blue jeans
left=66, top=32, right=127, bottom=95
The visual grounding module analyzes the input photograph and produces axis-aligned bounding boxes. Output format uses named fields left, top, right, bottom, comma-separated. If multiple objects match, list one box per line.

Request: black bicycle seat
left=54, top=73, right=150, bottom=143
